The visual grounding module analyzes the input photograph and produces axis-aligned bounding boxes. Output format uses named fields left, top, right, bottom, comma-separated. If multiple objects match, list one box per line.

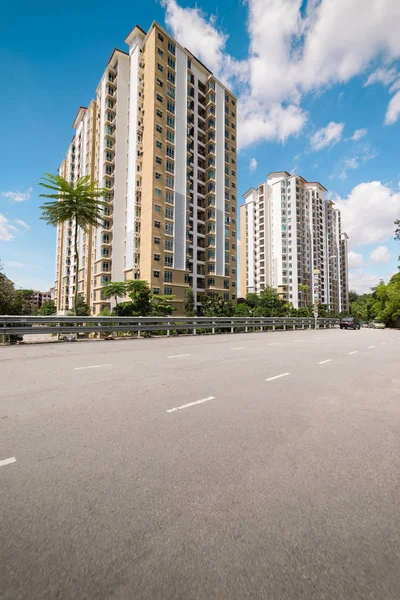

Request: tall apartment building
left=240, top=171, right=349, bottom=312
left=54, top=21, right=238, bottom=315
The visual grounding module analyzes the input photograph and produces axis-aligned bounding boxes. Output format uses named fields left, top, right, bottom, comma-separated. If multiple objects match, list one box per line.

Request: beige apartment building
left=240, top=171, right=349, bottom=313
left=54, top=22, right=238, bottom=315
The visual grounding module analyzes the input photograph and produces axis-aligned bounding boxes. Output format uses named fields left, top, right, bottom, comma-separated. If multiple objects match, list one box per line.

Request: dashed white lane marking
left=230, top=347, right=245, bottom=350
left=391, top=339, right=395, bottom=342
left=268, top=342, right=279, bottom=346
left=0, top=457, right=16, bottom=468
left=167, top=354, right=191, bottom=359
left=368, top=345, right=375, bottom=349
left=381, top=342, right=387, bottom=345
left=167, top=396, right=215, bottom=413
left=349, top=351, right=358, bottom=355
left=266, top=372, right=290, bottom=382
left=74, top=364, right=112, bottom=370
left=318, top=359, right=332, bottom=365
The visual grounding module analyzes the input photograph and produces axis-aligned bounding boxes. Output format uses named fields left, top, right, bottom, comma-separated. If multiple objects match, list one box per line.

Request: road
left=1, top=328, right=399, bottom=599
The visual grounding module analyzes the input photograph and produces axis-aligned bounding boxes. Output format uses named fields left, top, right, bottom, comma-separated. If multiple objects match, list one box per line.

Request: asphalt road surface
left=1, top=328, right=400, bottom=599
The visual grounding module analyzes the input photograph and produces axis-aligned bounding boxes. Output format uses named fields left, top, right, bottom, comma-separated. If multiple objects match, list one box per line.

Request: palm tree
left=102, top=281, right=127, bottom=312
left=39, top=173, right=108, bottom=315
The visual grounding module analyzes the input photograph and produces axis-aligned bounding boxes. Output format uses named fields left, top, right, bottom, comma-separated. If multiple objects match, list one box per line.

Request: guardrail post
left=212, top=320, right=215, bottom=335
left=138, top=322, right=141, bottom=338
left=292, top=322, right=295, bottom=330
left=231, top=319, right=234, bottom=333
left=193, top=321, right=197, bottom=335
left=283, top=324, right=286, bottom=330
left=245, top=320, right=248, bottom=333
left=98, top=322, right=102, bottom=340
left=167, top=321, right=170, bottom=336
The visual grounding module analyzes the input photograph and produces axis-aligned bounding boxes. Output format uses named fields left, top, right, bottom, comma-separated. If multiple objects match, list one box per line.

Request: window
left=166, top=190, right=174, bottom=204
left=156, top=124, right=163, bottom=133
left=165, top=222, right=173, bottom=234
left=157, top=63, right=163, bottom=72
left=167, top=71, right=175, bottom=84
left=168, top=41, right=176, bottom=55
left=225, top=253, right=230, bottom=263
left=154, top=220, right=161, bottom=229
left=166, top=160, right=174, bottom=173
left=165, top=255, right=173, bottom=267
left=156, top=156, right=162, bottom=164
left=208, top=278, right=215, bottom=287
left=155, top=204, right=161, bottom=213
left=224, top=293, right=229, bottom=302
left=167, top=115, right=175, bottom=128
left=225, top=266, right=230, bottom=276
left=165, top=206, right=174, bottom=219
left=153, top=287, right=160, bottom=295
left=156, top=78, right=163, bottom=87
left=154, top=236, right=161, bottom=244
left=168, top=56, right=175, bottom=69
left=156, top=108, right=163, bottom=118
left=155, top=172, right=162, bottom=180
left=164, top=271, right=173, bottom=282
left=208, top=264, right=215, bottom=273
left=166, top=175, right=174, bottom=188
left=164, top=286, right=173, bottom=295
left=167, top=100, right=175, bottom=114
left=207, top=236, right=215, bottom=246
left=167, top=130, right=175, bottom=143
left=208, top=249, right=215, bottom=259
left=166, top=145, right=174, bottom=158
left=225, top=240, right=230, bottom=250
left=165, top=239, right=173, bottom=251
left=158, top=32, right=164, bottom=41
left=156, top=140, right=162, bottom=149
left=155, top=188, right=162, bottom=197
left=156, top=93, right=163, bottom=103
left=154, top=254, right=160, bottom=262
left=157, top=47, right=164, bottom=57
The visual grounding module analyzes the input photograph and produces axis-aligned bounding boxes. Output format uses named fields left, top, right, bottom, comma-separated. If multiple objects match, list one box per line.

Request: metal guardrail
left=0, top=315, right=339, bottom=337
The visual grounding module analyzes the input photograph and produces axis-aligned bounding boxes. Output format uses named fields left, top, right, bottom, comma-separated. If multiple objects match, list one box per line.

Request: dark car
left=340, top=317, right=361, bottom=330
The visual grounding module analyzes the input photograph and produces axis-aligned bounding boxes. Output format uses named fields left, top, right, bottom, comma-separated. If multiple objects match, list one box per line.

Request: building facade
left=54, top=22, right=238, bottom=315
left=240, top=171, right=349, bottom=312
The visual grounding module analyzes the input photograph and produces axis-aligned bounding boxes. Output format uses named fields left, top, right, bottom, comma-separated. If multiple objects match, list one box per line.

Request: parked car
left=340, top=317, right=361, bottom=330
left=370, top=321, right=386, bottom=329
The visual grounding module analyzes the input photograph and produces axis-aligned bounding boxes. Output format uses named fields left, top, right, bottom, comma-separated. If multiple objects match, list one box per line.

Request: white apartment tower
left=54, top=22, right=238, bottom=315
left=240, top=171, right=349, bottom=312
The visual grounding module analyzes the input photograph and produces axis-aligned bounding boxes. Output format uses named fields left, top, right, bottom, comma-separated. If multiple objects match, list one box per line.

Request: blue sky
left=1, top=0, right=400, bottom=294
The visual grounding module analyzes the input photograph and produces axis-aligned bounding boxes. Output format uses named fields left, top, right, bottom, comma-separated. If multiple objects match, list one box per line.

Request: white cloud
left=1, top=188, right=32, bottom=203
left=348, top=251, right=364, bottom=269
left=161, top=0, right=400, bottom=149
left=384, top=90, right=400, bottom=124
left=349, top=128, right=367, bottom=141
left=3, top=260, right=25, bottom=269
left=345, top=156, right=359, bottom=170
left=310, top=122, right=344, bottom=151
left=0, top=214, right=31, bottom=242
left=0, top=214, right=15, bottom=241
left=370, top=245, right=391, bottom=263
left=334, top=181, right=400, bottom=247
left=249, top=158, right=257, bottom=173
left=15, top=219, right=30, bottom=230
left=364, top=67, right=398, bottom=87
left=349, top=269, right=390, bottom=294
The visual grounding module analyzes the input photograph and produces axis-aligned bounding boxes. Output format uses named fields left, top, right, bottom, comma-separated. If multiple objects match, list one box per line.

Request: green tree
left=184, top=288, right=196, bottom=316
left=245, top=293, right=260, bottom=309
left=69, top=294, right=90, bottom=316
left=201, top=294, right=227, bottom=316
left=234, top=302, right=251, bottom=316
left=38, top=299, right=57, bottom=315
left=125, top=280, right=152, bottom=316
left=102, top=281, right=127, bottom=312
left=258, top=286, right=286, bottom=316
left=151, top=294, right=175, bottom=316
left=39, top=173, right=108, bottom=315
left=298, top=284, right=310, bottom=304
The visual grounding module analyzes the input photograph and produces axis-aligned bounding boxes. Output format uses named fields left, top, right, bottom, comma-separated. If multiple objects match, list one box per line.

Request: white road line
left=348, top=351, right=358, bottom=355
left=391, top=339, right=395, bottom=342
left=0, top=457, right=16, bottom=468
left=268, top=342, right=279, bottom=346
left=74, top=364, right=112, bottom=370
left=266, top=372, right=290, bottom=382
left=167, top=396, right=215, bottom=413
left=230, top=347, right=245, bottom=350
left=167, top=354, right=191, bottom=359
left=381, top=342, right=387, bottom=345
left=318, top=359, right=332, bottom=365
left=368, top=345, right=375, bottom=349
